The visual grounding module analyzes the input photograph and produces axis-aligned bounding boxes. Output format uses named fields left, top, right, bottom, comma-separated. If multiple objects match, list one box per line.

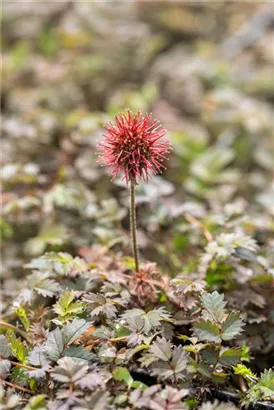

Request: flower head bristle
left=97, top=109, right=171, bottom=184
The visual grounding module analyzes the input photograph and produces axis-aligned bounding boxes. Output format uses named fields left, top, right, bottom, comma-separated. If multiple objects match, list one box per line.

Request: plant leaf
left=113, top=367, right=133, bottom=386
left=219, top=347, right=242, bottom=367
left=201, top=291, right=227, bottom=322
left=23, top=395, right=47, bottom=410
left=43, top=328, right=64, bottom=361
left=221, top=312, right=244, bottom=341
left=150, top=337, right=172, bottom=361
left=0, top=335, right=12, bottom=358
left=193, top=320, right=221, bottom=343
left=62, top=319, right=92, bottom=345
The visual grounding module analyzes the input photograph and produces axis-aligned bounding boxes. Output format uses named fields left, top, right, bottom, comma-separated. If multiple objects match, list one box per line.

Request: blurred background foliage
left=1, top=1, right=274, bottom=364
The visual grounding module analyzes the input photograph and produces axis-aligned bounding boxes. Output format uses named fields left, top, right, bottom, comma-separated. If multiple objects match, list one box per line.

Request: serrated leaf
left=5, top=333, right=29, bottom=363
left=258, top=369, right=274, bottom=398
left=51, top=357, right=88, bottom=384
left=73, top=391, right=109, bottom=410
left=0, top=335, right=12, bottom=358
left=43, top=328, right=64, bottom=361
left=120, top=308, right=144, bottom=320
left=62, top=319, right=92, bottom=345
left=121, top=307, right=171, bottom=334
left=0, top=359, right=11, bottom=379
left=171, top=345, right=188, bottom=374
left=193, top=320, right=221, bottom=342
left=27, top=347, right=49, bottom=367
left=221, top=312, right=244, bottom=341
left=234, top=364, right=257, bottom=379
left=146, top=307, right=172, bottom=328
left=150, top=337, right=172, bottom=361
left=196, top=362, right=212, bottom=378
left=201, top=347, right=218, bottom=365
left=63, top=346, right=94, bottom=361
left=84, top=293, right=117, bottom=319
left=34, top=278, right=60, bottom=298
left=201, top=292, right=227, bottom=322
left=150, top=361, right=174, bottom=380
left=25, top=252, right=89, bottom=277
left=28, top=367, right=48, bottom=380
left=76, top=370, right=104, bottom=389
left=126, top=316, right=146, bottom=347
left=42, top=320, right=92, bottom=362
left=53, top=290, right=84, bottom=322
left=219, top=347, right=241, bottom=367
left=139, top=353, right=158, bottom=368
left=92, top=326, right=113, bottom=340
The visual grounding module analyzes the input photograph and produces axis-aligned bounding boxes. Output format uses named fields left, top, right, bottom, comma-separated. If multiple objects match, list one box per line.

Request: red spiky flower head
left=97, top=109, right=171, bottom=184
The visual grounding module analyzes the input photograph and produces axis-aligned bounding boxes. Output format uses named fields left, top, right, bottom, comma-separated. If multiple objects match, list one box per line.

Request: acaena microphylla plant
left=97, top=109, right=171, bottom=272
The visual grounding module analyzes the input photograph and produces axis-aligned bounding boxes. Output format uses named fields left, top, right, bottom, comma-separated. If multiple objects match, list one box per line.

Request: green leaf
left=212, top=371, right=229, bottom=384
left=53, top=290, right=84, bottom=322
left=221, top=312, right=244, bottom=341
left=244, top=369, right=274, bottom=405
left=15, top=307, right=30, bottom=331
left=24, top=395, right=47, bottom=410
left=219, top=347, right=241, bottom=367
left=196, top=362, right=212, bottom=378
left=131, top=380, right=147, bottom=390
left=193, top=320, right=221, bottom=342
left=5, top=333, right=29, bottom=363
left=201, top=291, right=226, bottom=322
left=113, top=367, right=133, bottom=386
left=234, top=364, right=257, bottom=380
left=10, top=366, right=29, bottom=385
left=201, top=347, right=218, bottom=365
left=257, top=369, right=274, bottom=399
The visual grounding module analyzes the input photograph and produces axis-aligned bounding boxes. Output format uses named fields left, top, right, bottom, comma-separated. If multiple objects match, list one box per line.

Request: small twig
left=130, top=179, right=140, bottom=272
left=109, top=336, right=128, bottom=343
left=184, top=212, right=213, bottom=242
left=238, top=375, right=248, bottom=393
left=0, top=379, right=35, bottom=395
left=92, top=335, right=128, bottom=345
left=8, top=360, right=38, bottom=372
left=68, top=379, right=74, bottom=396
left=0, top=321, right=31, bottom=344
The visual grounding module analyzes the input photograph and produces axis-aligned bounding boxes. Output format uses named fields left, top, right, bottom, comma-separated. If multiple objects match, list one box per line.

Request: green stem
left=0, top=320, right=31, bottom=344
left=130, top=179, right=139, bottom=272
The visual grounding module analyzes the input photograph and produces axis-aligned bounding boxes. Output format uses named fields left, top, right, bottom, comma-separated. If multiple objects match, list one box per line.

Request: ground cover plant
left=1, top=1, right=274, bottom=409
